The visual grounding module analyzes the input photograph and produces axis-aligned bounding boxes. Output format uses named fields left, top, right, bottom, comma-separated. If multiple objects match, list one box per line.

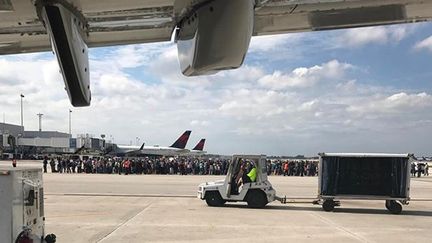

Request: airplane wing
left=255, top=0, right=432, bottom=35
left=2, top=0, right=431, bottom=55
left=1, top=0, right=432, bottom=106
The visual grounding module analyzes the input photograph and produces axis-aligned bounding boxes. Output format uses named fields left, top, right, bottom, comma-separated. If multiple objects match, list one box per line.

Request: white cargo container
left=0, top=167, right=47, bottom=242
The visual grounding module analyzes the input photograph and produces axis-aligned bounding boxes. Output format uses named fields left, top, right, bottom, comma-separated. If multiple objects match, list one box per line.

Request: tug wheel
left=205, top=191, right=225, bottom=207
left=246, top=189, right=268, bottom=208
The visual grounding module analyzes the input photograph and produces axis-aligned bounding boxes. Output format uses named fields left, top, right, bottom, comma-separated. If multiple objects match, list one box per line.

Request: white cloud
left=1, top=28, right=431, bottom=156
left=190, top=120, right=210, bottom=127
left=347, top=92, right=432, bottom=117
left=257, top=60, right=352, bottom=89
left=249, top=33, right=304, bottom=53
left=218, top=89, right=292, bottom=119
left=414, top=36, right=432, bottom=52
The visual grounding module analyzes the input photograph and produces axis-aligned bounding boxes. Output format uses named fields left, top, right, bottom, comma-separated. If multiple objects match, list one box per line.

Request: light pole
left=69, top=109, right=72, bottom=137
left=37, top=113, right=43, bottom=132
left=20, top=94, right=24, bottom=127
left=17, top=133, right=22, bottom=159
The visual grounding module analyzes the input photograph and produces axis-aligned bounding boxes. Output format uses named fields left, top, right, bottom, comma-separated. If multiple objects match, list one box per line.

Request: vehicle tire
left=385, top=200, right=391, bottom=210
left=246, top=189, right=268, bottom=208
left=205, top=191, right=225, bottom=207
left=387, top=200, right=402, bottom=214
left=322, top=200, right=335, bottom=212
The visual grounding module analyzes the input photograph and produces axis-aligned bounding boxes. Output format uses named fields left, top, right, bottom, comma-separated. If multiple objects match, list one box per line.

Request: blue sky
left=0, top=22, right=432, bottom=156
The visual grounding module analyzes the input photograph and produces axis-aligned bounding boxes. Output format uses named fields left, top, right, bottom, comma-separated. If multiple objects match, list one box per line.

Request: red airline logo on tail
left=170, top=130, right=192, bottom=149
left=192, top=139, right=206, bottom=151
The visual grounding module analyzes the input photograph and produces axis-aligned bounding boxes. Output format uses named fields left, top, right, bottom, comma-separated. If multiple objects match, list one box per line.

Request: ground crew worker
left=237, top=162, right=257, bottom=187
left=246, top=164, right=257, bottom=182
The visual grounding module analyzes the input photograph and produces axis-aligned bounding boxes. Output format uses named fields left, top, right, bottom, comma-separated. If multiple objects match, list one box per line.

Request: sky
left=1, top=22, right=432, bottom=156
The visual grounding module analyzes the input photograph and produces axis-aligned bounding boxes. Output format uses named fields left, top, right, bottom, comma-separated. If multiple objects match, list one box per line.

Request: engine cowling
left=175, top=0, right=255, bottom=76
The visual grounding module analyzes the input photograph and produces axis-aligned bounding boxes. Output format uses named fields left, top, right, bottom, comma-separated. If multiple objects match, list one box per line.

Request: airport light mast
left=20, top=94, right=24, bottom=127
left=37, top=113, right=43, bottom=132
left=69, top=109, right=72, bottom=137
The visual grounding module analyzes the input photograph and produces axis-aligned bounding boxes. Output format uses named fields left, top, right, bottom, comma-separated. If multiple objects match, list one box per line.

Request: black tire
left=322, top=200, right=335, bottom=212
left=245, top=189, right=268, bottom=208
left=387, top=200, right=402, bottom=214
left=385, top=200, right=391, bottom=210
left=205, top=191, right=225, bottom=207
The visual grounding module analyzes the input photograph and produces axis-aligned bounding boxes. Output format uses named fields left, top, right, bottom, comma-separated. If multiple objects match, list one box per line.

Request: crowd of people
left=411, top=162, right=429, bottom=177
left=267, top=160, right=318, bottom=176
left=43, top=157, right=230, bottom=175
left=42, top=156, right=429, bottom=178
left=42, top=156, right=319, bottom=176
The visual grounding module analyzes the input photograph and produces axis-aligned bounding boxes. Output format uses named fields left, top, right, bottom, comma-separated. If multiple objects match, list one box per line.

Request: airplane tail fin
left=170, top=130, right=191, bottom=149
left=139, top=142, right=145, bottom=150
left=192, top=139, right=206, bottom=151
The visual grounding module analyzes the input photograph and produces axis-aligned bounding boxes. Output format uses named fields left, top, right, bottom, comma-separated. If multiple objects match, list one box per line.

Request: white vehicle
left=198, top=155, right=286, bottom=208
left=0, top=167, right=56, bottom=243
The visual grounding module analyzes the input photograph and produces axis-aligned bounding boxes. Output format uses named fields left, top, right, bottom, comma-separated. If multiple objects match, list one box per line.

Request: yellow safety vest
left=247, top=167, right=257, bottom=182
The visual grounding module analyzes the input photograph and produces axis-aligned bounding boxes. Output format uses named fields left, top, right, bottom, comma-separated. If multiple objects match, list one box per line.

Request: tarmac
left=2, top=160, right=432, bottom=242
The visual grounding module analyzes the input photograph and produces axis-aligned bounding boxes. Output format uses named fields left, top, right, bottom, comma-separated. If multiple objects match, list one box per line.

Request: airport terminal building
left=19, top=131, right=71, bottom=154
left=0, top=122, right=72, bottom=158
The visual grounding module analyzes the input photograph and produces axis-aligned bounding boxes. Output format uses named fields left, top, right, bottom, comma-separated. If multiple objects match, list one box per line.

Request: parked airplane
left=2, top=1, right=431, bottom=107
left=113, top=130, right=192, bottom=156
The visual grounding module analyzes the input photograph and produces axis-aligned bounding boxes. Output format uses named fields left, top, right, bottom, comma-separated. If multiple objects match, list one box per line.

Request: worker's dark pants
left=242, top=174, right=251, bottom=184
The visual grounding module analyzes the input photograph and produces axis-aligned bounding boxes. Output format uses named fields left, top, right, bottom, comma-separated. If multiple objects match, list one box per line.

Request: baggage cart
left=317, top=153, right=412, bottom=214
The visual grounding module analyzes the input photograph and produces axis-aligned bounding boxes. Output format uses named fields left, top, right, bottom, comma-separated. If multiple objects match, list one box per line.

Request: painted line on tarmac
left=310, top=212, right=370, bottom=242
left=96, top=203, right=153, bottom=242
left=410, top=198, right=432, bottom=201
left=45, top=193, right=196, bottom=198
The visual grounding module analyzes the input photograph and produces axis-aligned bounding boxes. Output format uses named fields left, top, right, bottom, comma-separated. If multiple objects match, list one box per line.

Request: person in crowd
left=411, top=162, right=416, bottom=177
left=123, top=158, right=131, bottom=175
left=50, top=158, right=56, bottom=173
left=283, top=162, right=289, bottom=176
left=43, top=157, right=48, bottom=173
left=417, top=162, right=425, bottom=178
